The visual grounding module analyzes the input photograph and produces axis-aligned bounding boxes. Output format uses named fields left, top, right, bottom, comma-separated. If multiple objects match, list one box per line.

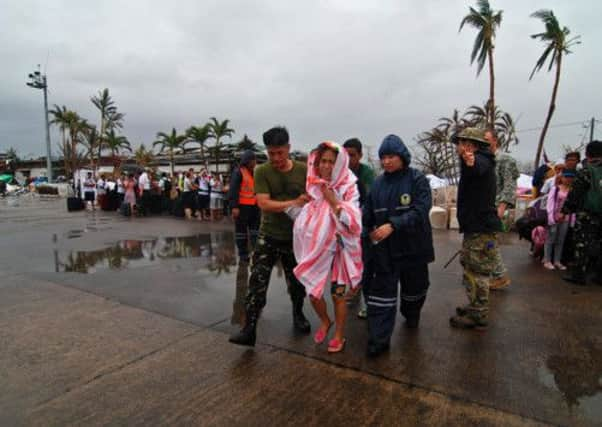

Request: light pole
left=26, top=65, right=53, bottom=182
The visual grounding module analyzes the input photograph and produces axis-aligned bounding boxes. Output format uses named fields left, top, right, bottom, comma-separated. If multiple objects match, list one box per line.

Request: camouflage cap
left=451, top=127, right=490, bottom=146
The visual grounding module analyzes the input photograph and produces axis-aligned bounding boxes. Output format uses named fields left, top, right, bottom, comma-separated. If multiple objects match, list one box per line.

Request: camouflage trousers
left=573, top=213, right=602, bottom=275
left=245, top=234, right=306, bottom=318
left=459, top=233, right=502, bottom=322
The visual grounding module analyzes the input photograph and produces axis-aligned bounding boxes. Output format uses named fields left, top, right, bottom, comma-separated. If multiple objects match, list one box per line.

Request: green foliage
left=529, top=9, right=581, bottom=80
left=459, top=0, right=502, bottom=76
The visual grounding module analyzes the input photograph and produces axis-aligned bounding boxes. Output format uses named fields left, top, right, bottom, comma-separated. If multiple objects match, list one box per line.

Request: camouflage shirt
left=495, top=153, right=520, bottom=207
left=562, top=159, right=602, bottom=214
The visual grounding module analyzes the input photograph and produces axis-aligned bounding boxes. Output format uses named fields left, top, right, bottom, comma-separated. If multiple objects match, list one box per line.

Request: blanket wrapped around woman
left=293, top=141, right=363, bottom=299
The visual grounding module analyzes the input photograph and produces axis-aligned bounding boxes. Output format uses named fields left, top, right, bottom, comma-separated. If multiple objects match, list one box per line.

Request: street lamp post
left=26, top=65, right=53, bottom=183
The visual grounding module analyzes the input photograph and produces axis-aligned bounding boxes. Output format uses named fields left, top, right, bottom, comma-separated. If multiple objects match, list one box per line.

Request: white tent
left=426, top=174, right=449, bottom=189
left=517, top=173, right=532, bottom=190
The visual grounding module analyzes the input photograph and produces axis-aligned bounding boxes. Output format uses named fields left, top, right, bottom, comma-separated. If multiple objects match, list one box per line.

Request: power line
left=516, top=120, right=586, bottom=133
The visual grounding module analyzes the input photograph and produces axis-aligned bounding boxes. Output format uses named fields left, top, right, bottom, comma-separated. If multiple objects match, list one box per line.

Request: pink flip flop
left=327, top=338, right=346, bottom=353
left=313, top=323, right=332, bottom=344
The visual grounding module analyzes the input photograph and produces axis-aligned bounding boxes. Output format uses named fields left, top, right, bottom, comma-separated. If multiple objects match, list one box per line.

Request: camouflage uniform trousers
left=572, top=212, right=602, bottom=275
left=460, top=233, right=501, bottom=322
left=245, top=234, right=306, bottom=318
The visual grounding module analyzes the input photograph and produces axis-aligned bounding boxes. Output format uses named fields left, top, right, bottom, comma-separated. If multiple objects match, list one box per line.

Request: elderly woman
left=293, top=141, right=362, bottom=353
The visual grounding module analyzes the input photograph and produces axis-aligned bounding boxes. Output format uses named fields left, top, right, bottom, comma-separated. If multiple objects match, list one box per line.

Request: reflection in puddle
left=232, top=260, right=249, bottom=325
left=537, top=339, right=602, bottom=420
left=55, top=232, right=236, bottom=275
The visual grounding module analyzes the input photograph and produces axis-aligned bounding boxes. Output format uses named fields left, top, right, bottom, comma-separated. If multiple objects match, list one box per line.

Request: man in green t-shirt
left=229, top=126, right=311, bottom=347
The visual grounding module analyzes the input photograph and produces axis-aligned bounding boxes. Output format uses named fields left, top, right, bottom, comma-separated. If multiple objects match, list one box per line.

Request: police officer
left=562, top=140, right=602, bottom=285
left=229, top=127, right=311, bottom=347
left=363, top=134, right=434, bottom=357
left=450, top=128, right=503, bottom=330
left=228, top=150, right=260, bottom=262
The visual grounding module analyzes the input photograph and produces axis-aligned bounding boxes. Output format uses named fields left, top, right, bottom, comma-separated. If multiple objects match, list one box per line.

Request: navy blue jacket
left=363, top=153, right=435, bottom=270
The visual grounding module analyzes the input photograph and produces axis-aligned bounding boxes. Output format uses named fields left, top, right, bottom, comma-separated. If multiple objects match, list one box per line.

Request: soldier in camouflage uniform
left=450, top=128, right=503, bottom=330
left=561, top=140, right=602, bottom=286
left=486, top=129, right=519, bottom=290
left=229, top=126, right=312, bottom=347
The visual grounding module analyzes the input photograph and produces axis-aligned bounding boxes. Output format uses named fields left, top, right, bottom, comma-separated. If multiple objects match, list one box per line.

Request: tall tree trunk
left=214, top=138, right=220, bottom=175
left=487, top=47, right=496, bottom=128
left=534, top=54, right=562, bottom=169
left=170, top=149, right=175, bottom=177
left=61, top=129, right=69, bottom=177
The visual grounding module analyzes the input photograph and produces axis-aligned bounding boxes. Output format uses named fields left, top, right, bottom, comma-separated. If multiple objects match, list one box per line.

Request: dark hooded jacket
left=363, top=135, right=435, bottom=270
left=457, top=149, right=502, bottom=233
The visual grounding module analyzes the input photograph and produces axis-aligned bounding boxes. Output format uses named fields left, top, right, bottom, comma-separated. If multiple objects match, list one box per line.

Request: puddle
left=54, top=232, right=236, bottom=274
left=537, top=339, right=602, bottom=420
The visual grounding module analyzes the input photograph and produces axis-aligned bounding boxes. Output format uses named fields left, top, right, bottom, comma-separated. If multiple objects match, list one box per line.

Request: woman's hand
left=369, top=223, right=394, bottom=243
left=321, top=184, right=341, bottom=215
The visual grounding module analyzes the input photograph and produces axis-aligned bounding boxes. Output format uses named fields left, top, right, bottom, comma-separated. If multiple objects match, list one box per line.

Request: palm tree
left=459, top=0, right=503, bottom=127
left=91, top=88, right=125, bottom=167
left=49, top=105, right=69, bottom=152
left=104, top=129, right=132, bottom=168
left=186, top=124, right=211, bottom=168
left=207, top=117, right=235, bottom=174
left=91, top=89, right=116, bottom=138
left=80, top=125, right=101, bottom=169
left=529, top=9, right=580, bottom=169
left=134, top=144, right=155, bottom=169
left=63, top=111, right=90, bottom=175
left=233, top=134, right=260, bottom=153
left=153, top=128, right=187, bottom=176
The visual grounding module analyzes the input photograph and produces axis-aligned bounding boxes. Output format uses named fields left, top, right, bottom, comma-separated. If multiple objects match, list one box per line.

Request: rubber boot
left=562, top=269, right=587, bottom=286
left=292, top=300, right=311, bottom=334
left=229, top=311, right=257, bottom=347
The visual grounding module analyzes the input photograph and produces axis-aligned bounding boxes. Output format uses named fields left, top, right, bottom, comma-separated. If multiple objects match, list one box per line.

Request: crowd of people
left=228, top=125, right=602, bottom=357
left=522, top=147, right=602, bottom=286
left=77, top=168, right=230, bottom=221
left=72, top=125, right=602, bottom=358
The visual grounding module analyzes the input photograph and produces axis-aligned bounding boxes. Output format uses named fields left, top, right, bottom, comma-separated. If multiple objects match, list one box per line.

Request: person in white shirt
left=83, top=172, right=96, bottom=211
left=116, top=173, right=126, bottom=207
left=182, top=170, right=198, bottom=219
left=196, top=169, right=211, bottom=221
left=138, top=169, right=151, bottom=216
left=209, top=174, right=224, bottom=221
left=540, top=159, right=565, bottom=195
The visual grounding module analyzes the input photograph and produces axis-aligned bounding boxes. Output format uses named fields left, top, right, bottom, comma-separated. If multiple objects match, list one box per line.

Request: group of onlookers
left=528, top=146, right=602, bottom=286
left=179, top=169, right=225, bottom=221
left=78, top=168, right=229, bottom=221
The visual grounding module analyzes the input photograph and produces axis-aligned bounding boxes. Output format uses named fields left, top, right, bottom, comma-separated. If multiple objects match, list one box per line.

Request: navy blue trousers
left=365, top=263, right=430, bottom=346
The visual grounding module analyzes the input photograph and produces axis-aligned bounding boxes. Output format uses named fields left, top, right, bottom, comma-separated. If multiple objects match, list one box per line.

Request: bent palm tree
left=186, top=124, right=211, bottom=168
left=207, top=117, right=235, bottom=174
left=530, top=9, right=580, bottom=169
left=459, top=0, right=503, bottom=127
left=154, top=128, right=187, bottom=176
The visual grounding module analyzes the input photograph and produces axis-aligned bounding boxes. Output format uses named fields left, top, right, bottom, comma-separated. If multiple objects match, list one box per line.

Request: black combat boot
left=229, top=311, right=257, bottom=347
left=292, top=300, right=311, bottom=334
left=562, top=269, right=587, bottom=286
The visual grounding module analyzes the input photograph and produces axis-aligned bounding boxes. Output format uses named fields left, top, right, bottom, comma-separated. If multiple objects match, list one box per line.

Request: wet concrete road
left=1, top=196, right=601, bottom=426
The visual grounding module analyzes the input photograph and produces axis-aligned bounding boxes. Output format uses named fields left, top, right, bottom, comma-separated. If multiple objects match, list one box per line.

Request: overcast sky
left=1, top=0, right=600, bottom=166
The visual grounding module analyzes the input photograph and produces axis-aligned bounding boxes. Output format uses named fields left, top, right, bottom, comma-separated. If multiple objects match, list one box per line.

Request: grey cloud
left=1, top=0, right=601, bottom=164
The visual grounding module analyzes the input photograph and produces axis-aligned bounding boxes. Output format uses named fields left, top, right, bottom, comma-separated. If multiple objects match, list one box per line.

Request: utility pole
left=26, top=65, right=53, bottom=182
left=590, top=117, right=595, bottom=142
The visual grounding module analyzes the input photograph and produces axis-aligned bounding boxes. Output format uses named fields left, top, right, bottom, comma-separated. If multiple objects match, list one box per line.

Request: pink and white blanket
left=293, top=142, right=363, bottom=299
